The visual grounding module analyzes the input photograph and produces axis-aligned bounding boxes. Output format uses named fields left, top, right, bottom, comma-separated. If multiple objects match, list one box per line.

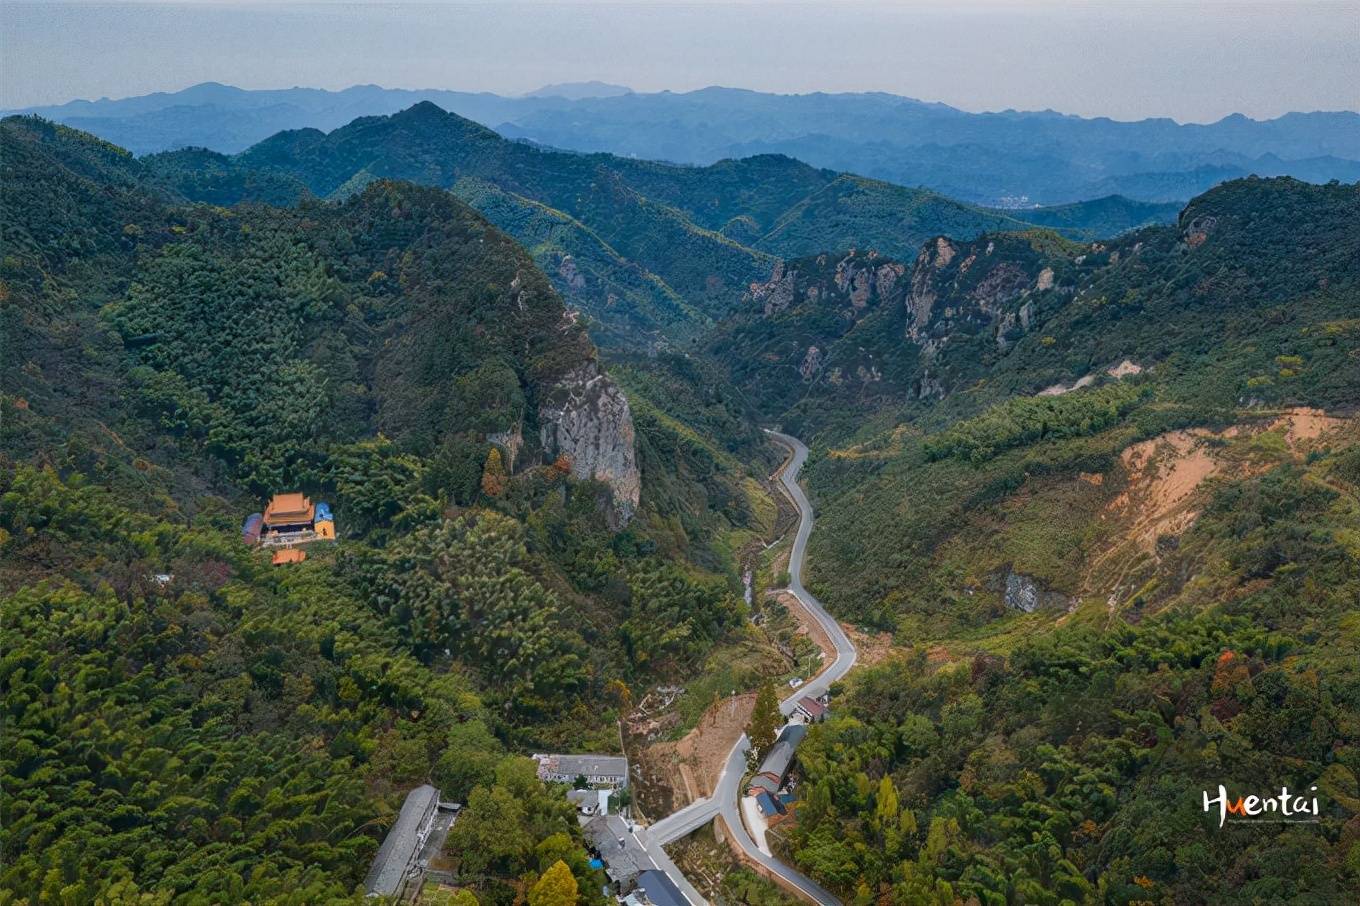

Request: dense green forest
left=4, top=105, right=1358, bottom=906
left=786, top=443, right=1360, bottom=903
left=0, top=115, right=774, bottom=904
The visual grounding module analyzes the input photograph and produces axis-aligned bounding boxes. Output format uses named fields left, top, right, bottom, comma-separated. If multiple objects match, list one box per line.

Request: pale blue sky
left=3, top=1, right=1358, bottom=121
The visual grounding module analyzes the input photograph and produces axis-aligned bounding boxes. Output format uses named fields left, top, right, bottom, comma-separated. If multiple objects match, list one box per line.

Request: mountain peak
left=399, top=100, right=448, bottom=117
left=523, top=81, right=632, bottom=100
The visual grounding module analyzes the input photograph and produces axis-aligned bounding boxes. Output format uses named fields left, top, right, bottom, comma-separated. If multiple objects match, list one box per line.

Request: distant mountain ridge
left=524, top=81, right=632, bottom=100
left=11, top=82, right=1357, bottom=205
left=142, top=102, right=1111, bottom=349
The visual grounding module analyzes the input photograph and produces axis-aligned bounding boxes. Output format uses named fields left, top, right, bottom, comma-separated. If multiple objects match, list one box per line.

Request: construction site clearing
left=241, top=492, right=336, bottom=565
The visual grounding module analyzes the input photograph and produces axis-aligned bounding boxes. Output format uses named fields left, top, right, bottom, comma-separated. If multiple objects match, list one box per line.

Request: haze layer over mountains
left=11, top=81, right=1358, bottom=207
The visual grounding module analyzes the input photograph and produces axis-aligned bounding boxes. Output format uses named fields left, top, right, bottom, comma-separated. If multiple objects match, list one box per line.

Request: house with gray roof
left=583, top=814, right=651, bottom=886
left=633, top=869, right=691, bottom=906
left=533, top=753, right=628, bottom=786
left=363, top=784, right=440, bottom=899
left=746, top=723, right=806, bottom=796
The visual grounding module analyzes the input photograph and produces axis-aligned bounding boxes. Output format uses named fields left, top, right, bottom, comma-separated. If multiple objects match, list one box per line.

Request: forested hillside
left=141, top=103, right=1162, bottom=353
left=0, top=116, right=774, bottom=904
left=4, top=102, right=1358, bottom=906
left=708, top=179, right=1359, bottom=436
left=765, top=178, right=1360, bottom=902
left=786, top=177, right=1360, bottom=620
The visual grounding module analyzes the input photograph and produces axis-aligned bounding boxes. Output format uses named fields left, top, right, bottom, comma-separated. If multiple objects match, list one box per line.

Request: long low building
left=533, top=753, right=628, bottom=786
left=747, top=723, right=807, bottom=797
left=364, top=784, right=441, bottom=899
left=632, top=869, right=690, bottom=906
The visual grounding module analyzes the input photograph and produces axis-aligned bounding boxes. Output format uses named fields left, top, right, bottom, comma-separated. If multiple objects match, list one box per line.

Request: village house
left=628, top=870, right=690, bottom=906
left=567, top=787, right=613, bottom=816
left=583, top=814, right=651, bottom=887
left=746, top=723, right=807, bottom=797
left=533, top=753, right=628, bottom=787
left=794, top=695, right=827, bottom=723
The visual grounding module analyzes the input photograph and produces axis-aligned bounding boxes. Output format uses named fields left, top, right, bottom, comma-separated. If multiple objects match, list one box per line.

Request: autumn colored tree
left=874, top=775, right=899, bottom=831
left=529, top=860, right=578, bottom=906
left=605, top=678, right=633, bottom=714
left=481, top=446, right=508, bottom=498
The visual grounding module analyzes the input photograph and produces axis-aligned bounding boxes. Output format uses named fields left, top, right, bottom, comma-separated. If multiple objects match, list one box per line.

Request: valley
left=3, top=83, right=1359, bottom=906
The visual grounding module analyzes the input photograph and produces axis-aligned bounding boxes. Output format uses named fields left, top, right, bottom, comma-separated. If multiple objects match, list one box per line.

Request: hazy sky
left=4, top=1, right=1358, bottom=122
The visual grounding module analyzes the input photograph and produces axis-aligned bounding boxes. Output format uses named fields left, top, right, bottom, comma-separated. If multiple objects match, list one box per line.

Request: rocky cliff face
left=747, top=251, right=907, bottom=323
left=904, top=233, right=1083, bottom=397
left=538, top=361, right=641, bottom=526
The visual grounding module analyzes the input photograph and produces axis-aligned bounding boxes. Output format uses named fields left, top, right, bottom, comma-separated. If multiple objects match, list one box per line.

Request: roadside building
left=633, top=869, right=691, bottom=906
left=567, top=788, right=612, bottom=816
left=794, top=695, right=827, bottom=723
left=746, top=723, right=807, bottom=797
left=754, top=790, right=784, bottom=818
left=583, top=814, right=650, bottom=887
left=533, top=753, right=628, bottom=787
left=363, top=784, right=441, bottom=899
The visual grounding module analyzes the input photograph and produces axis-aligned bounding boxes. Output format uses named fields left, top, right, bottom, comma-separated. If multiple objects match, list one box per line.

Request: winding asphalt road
left=636, top=432, right=855, bottom=905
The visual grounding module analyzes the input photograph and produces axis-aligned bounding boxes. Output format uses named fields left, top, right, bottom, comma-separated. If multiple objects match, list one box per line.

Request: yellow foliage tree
left=528, top=860, right=578, bottom=906
left=481, top=446, right=508, bottom=498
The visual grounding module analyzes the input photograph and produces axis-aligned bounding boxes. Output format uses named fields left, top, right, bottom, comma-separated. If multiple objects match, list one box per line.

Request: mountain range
left=11, top=82, right=1357, bottom=206
left=4, top=92, right=1359, bottom=906
left=134, top=101, right=1186, bottom=350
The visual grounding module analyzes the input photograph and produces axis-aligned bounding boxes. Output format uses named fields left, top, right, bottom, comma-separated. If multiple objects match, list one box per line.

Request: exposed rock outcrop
left=1182, top=214, right=1218, bottom=249
left=558, top=254, right=586, bottom=289
left=906, top=238, right=957, bottom=338
left=747, top=254, right=906, bottom=320
left=748, top=261, right=798, bottom=315
left=1003, top=570, right=1073, bottom=613
left=538, top=361, right=640, bottom=526
left=904, top=232, right=1089, bottom=391
left=799, top=345, right=824, bottom=380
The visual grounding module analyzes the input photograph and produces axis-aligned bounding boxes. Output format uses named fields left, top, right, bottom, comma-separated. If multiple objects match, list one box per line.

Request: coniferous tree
left=747, top=679, right=782, bottom=760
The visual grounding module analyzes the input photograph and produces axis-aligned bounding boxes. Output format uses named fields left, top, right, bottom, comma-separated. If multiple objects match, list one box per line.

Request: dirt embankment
left=628, top=692, right=754, bottom=819
left=626, top=585, right=846, bottom=817
left=1086, top=407, right=1351, bottom=610
left=774, top=591, right=832, bottom=670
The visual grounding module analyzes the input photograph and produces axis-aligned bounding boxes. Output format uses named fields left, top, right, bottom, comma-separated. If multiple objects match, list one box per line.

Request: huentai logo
left=1203, top=784, right=1320, bottom=828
